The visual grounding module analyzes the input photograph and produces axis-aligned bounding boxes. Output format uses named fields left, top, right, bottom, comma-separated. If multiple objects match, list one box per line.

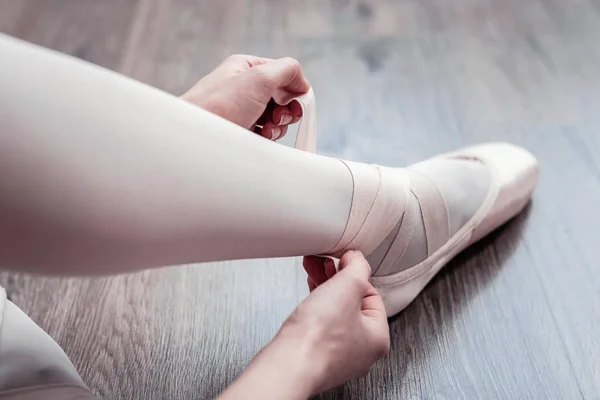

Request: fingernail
left=324, top=258, right=334, bottom=270
left=279, top=114, right=293, bottom=125
left=324, top=258, right=336, bottom=278
left=271, top=127, right=282, bottom=140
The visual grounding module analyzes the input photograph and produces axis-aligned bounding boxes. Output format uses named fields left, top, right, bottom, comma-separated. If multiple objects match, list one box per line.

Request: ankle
left=324, top=161, right=409, bottom=259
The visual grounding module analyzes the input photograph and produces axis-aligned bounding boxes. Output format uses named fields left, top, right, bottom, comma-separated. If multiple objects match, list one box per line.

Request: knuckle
left=250, top=65, right=270, bottom=81
left=373, top=333, right=391, bottom=358
left=226, top=53, right=247, bottom=62
left=278, top=57, right=302, bottom=86
left=281, top=56, right=301, bottom=70
left=376, top=343, right=390, bottom=359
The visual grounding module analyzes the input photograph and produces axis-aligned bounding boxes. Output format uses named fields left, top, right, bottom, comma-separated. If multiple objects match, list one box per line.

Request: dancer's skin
left=0, top=34, right=389, bottom=399
left=220, top=252, right=389, bottom=399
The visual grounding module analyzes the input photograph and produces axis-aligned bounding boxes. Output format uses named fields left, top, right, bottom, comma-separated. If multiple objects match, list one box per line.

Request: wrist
left=218, top=327, right=324, bottom=400
left=254, top=328, right=324, bottom=397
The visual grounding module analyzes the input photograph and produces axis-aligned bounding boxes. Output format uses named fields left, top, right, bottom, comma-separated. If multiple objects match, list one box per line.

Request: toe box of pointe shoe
left=445, top=142, right=540, bottom=243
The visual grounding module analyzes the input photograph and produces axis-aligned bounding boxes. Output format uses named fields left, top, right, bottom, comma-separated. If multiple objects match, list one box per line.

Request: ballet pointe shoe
left=368, top=143, right=538, bottom=316
left=292, top=90, right=539, bottom=317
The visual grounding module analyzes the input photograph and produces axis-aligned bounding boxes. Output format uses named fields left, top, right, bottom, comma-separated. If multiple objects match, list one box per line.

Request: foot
left=361, top=143, right=538, bottom=316
left=293, top=90, right=539, bottom=317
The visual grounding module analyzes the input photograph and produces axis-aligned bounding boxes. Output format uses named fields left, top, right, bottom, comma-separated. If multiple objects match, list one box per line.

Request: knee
left=0, top=298, right=86, bottom=392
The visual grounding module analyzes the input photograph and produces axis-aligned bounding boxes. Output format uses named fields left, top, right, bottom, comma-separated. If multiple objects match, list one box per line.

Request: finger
left=338, top=250, right=371, bottom=283
left=324, top=250, right=371, bottom=307
left=361, top=283, right=387, bottom=318
left=324, top=258, right=337, bottom=279
left=277, top=125, right=288, bottom=140
left=302, top=256, right=329, bottom=286
left=256, top=99, right=278, bottom=126
left=289, top=100, right=303, bottom=124
left=324, top=253, right=368, bottom=308
left=253, top=58, right=310, bottom=104
left=307, top=276, right=317, bottom=292
left=223, top=54, right=275, bottom=69
left=262, top=121, right=283, bottom=141
left=272, top=102, right=302, bottom=126
left=272, top=105, right=294, bottom=126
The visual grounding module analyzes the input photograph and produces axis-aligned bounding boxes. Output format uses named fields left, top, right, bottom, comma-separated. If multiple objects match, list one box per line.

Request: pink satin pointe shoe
left=367, top=143, right=538, bottom=316
left=293, top=89, right=540, bottom=317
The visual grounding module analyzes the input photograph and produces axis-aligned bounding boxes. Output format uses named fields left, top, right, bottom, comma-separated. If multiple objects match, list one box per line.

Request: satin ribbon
left=292, top=87, right=317, bottom=153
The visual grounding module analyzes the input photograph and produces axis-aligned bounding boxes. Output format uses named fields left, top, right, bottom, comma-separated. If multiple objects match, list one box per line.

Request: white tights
left=0, top=33, right=354, bottom=275
left=0, top=32, right=493, bottom=277
left=0, top=33, right=495, bottom=395
left=0, top=33, right=355, bottom=395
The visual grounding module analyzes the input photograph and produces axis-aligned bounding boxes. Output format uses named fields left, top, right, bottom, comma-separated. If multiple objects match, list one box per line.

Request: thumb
left=252, top=57, right=310, bottom=104
left=315, top=251, right=371, bottom=308
left=361, top=282, right=388, bottom=319
left=336, top=251, right=388, bottom=319
left=337, top=250, right=371, bottom=283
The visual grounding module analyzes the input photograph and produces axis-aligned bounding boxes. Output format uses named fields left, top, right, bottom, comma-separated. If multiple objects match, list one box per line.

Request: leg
left=0, top=33, right=352, bottom=274
left=0, top=33, right=539, bottom=316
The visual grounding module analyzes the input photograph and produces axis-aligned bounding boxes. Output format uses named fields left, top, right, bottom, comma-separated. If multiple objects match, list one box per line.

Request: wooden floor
left=1, top=0, right=600, bottom=399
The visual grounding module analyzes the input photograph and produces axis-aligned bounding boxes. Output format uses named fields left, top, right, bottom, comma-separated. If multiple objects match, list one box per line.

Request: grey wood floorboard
left=1, top=1, right=600, bottom=399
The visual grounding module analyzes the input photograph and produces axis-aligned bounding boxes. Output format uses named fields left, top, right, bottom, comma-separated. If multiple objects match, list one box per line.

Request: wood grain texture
left=1, top=0, right=600, bottom=399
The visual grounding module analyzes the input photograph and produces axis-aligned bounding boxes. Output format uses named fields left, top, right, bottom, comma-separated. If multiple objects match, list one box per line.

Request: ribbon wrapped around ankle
left=290, top=88, right=409, bottom=262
